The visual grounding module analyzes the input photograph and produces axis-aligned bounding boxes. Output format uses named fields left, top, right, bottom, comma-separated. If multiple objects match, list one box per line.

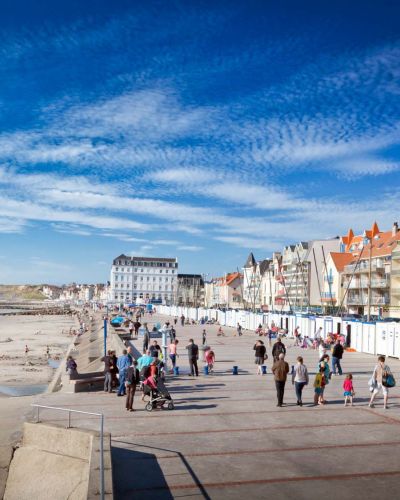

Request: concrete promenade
left=32, top=313, right=400, bottom=499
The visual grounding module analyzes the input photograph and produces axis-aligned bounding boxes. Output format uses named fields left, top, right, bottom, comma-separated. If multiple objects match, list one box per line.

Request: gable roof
left=244, top=252, right=257, bottom=268
left=259, top=259, right=271, bottom=275
left=329, top=252, right=354, bottom=272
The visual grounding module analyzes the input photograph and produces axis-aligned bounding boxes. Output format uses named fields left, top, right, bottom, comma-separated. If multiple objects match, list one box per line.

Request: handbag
left=382, top=372, right=396, bottom=388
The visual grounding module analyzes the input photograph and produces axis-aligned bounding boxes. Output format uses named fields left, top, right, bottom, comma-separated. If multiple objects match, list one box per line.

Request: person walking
left=205, top=350, right=215, bottom=373
left=272, top=353, right=289, bottom=407
left=318, top=354, right=331, bottom=404
left=292, top=356, right=309, bottom=406
left=237, top=323, right=243, bottom=336
left=125, top=359, right=139, bottom=412
left=369, top=355, right=395, bottom=409
left=186, top=339, right=199, bottom=377
left=253, top=340, right=267, bottom=375
left=318, top=339, right=326, bottom=360
left=110, top=350, right=119, bottom=388
left=343, top=373, right=355, bottom=407
left=180, top=314, right=185, bottom=327
left=133, top=320, right=141, bottom=337
left=117, top=349, right=131, bottom=397
left=313, top=366, right=326, bottom=405
left=143, top=325, right=150, bottom=353
left=202, top=329, right=207, bottom=345
left=332, top=338, right=344, bottom=375
left=128, top=321, right=134, bottom=337
left=101, top=350, right=114, bottom=393
left=174, top=317, right=178, bottom=325
left=294, top=326, right=300, bottom=346
left=169, top=339, right=179, bottom=372
left=149, top=340, right=161, bottom=359
left=272, top=336, right=286, bottom=361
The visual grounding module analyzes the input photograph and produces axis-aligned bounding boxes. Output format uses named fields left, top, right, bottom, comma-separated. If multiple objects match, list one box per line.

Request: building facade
left=207, top=272, right=243, bottom=309
left=341, top=223, right=400, bottom=317
left=276, top=238, right=341, bottom=312
left=110, top=254, right=178, bottom=304
left=175, top=274, right=204, bottom=307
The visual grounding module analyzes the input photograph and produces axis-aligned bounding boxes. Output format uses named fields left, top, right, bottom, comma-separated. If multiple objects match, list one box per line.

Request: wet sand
left=0, top=314, right=78, bottom=390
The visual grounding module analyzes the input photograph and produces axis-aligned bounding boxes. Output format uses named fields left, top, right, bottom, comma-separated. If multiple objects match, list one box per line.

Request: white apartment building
left=110, top=254, right=178, bottom=304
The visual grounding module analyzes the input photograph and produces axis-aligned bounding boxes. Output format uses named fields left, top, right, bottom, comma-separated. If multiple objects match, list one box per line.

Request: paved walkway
left=32, top=313, right=400, bottom=499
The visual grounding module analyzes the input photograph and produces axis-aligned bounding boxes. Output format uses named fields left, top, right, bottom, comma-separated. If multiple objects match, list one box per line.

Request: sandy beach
left=0, top=313, right=78, bottom=393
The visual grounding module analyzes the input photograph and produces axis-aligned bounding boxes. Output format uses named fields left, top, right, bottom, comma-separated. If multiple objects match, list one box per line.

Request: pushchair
left=143, top=376, right=174, bottom=411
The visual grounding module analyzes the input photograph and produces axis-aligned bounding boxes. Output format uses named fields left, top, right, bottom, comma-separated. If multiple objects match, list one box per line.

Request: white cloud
left=177, top=245, right=203, bottom=251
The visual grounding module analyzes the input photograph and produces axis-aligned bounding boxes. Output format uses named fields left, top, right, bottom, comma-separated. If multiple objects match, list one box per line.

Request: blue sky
left=0, top=0, right=399, bottom=284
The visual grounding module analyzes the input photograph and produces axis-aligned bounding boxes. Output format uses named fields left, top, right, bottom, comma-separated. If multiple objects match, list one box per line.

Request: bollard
left=262, top=365, right=267, bottom=375
left=232, top=365, right=238, bottom=375
left=203, top=365, right=209, bottom=375
left=173, top=366, right=179, bottom=375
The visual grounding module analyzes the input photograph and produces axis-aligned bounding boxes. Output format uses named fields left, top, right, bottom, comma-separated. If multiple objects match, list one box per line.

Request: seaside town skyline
left=0, top=0, right=399, bottom=285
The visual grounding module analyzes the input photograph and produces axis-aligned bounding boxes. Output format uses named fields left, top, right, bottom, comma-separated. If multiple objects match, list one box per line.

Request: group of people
left=254, top=335, right=395, bottom=409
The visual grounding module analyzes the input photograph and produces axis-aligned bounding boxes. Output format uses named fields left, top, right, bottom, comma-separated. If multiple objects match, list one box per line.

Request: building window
left=115, top=267, right=119, bottom=271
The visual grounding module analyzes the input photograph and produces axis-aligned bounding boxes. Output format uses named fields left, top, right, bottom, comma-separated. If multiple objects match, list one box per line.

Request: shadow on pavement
left=112, top=442, right=212, bottom=500
left=112, top=445, right=174, bottom=500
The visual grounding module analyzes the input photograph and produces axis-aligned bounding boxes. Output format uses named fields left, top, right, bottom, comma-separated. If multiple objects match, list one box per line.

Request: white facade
left=110, top=254, right=178, bottom=304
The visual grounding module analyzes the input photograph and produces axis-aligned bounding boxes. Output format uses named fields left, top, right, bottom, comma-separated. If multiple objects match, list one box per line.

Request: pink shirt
left=343, top=379, right=353, bottom=392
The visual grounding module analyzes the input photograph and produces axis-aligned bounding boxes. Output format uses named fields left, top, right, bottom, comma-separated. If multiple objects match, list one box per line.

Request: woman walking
left=318, top=354, right=331, bottom=404
left=369, top=355, right=395, bottom=410
left=292, top=356, right=309, bottom=406
left=253, top=340, right=267, bottom=375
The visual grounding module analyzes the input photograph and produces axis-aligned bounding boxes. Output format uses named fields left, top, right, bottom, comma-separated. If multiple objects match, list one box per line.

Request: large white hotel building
left=110, top=254, right=178, bottom=304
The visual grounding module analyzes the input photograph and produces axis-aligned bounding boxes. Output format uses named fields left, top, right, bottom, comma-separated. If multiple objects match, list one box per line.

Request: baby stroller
left=143, top=376, right=174, bottom=411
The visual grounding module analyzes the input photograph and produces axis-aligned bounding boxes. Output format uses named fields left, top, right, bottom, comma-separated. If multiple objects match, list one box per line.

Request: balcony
left=347, top=296, right=366, bottom=305
left=321, top=292, right=336, bottom=302
left=344, top=260, right=385, bottom=274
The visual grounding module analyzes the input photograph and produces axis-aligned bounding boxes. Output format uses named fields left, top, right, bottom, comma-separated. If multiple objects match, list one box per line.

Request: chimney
left=393, top=222, right=399, bottom=236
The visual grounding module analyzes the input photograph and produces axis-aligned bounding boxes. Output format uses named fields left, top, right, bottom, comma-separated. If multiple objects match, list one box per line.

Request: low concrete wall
left=4, top=422, right=113, bottom=500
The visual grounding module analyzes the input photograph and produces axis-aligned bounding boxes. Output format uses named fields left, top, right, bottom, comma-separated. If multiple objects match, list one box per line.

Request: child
left=343, top=373, right=355, bottom=407
left=205, top=350, right=215, bottom=373
left=217, top=327, right=225, bottom=337
left=314, top=366, right=326, bottom=405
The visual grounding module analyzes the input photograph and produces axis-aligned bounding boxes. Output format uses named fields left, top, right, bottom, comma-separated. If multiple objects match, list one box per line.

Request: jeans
left=125, top=384, right=136, bottom=410
left=189, top=356, right=199, bottom=376
left=332, top=357, right=342, bottom=375
left=295, top=381, right=306, bottom=402
left=275, top=380, right=286, bottom=405
left=104, top=372, right=112, bottom=392
left=118, top=370, right=127, bottom=395
left=169, top=354, right=176, bottom=368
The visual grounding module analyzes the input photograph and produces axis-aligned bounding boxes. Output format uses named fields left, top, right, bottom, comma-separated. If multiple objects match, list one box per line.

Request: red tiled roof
left=330, top=252, right=354, bottom=272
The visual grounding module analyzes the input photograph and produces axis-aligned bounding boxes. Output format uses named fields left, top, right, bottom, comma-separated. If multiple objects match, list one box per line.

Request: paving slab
left=30, top=312, right=400, bottom=500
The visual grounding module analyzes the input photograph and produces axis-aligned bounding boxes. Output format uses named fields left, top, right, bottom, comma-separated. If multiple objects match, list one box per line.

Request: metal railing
left=31, top=404, right=105, bottom=500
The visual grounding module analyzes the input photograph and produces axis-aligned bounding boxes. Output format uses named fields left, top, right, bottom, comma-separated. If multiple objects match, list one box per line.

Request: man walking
left=180, top=314, right=185, bottom=327
left=117, top=349, right=131, bottom=397
left=237, top=323, right=243, bottom=336
left=202, top=329, right=207, bottom=345
left=272, top=336, right=286, bottom=361
left=101, top=350, right=114, bottom=393
left=133, top=319, right=141, bottom=337
left=143, top=324, right=150, bottom=353
left=186, top=339, right=199, bottom=376
left=125, top=359, right=139, bottom=412
left=332, top=338, right=344, bottom=375
left=272, top=353, right=290, bottom=407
